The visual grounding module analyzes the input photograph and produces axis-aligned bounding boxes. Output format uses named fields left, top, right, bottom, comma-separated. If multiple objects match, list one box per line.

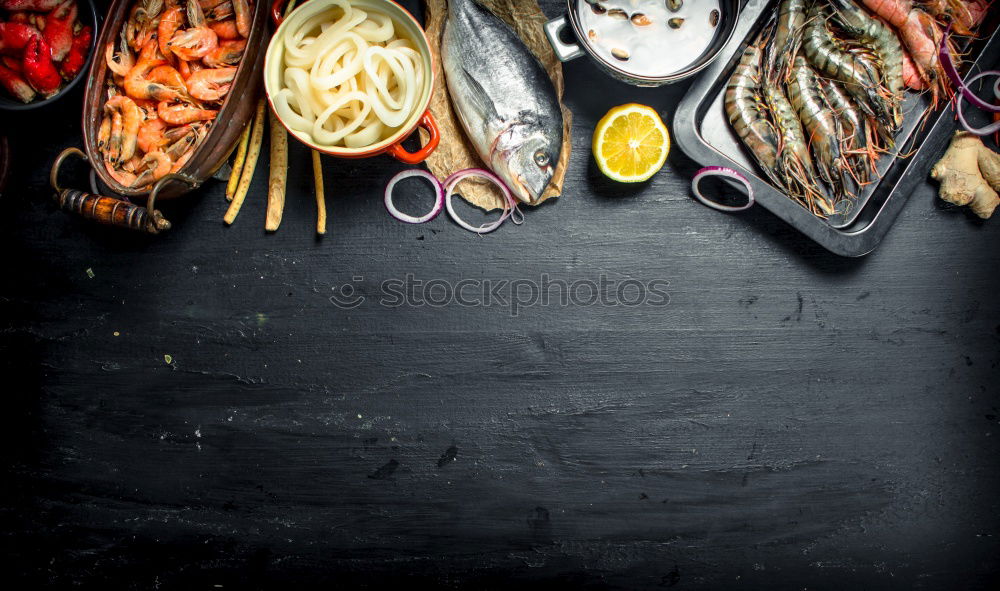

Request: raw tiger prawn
left=724, top=24, right=831, bottom=215
left=724, top=0, right=988, bottom=219
left=97, top=0, right=253, bottom=190
left=802, top=1, right=901, bottom=139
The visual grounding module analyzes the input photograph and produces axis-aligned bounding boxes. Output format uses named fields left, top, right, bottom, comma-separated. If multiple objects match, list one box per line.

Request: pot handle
left=387, top=110, right=440, bottom=165
left=50, top=148, right=172, bottom=234
left=272, top=0, right=293, bottom=26
left=544, top=15, right=584, bottom=62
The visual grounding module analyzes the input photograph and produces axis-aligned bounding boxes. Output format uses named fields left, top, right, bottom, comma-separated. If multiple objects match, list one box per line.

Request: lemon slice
left=592, top=104, right=670, bottom=183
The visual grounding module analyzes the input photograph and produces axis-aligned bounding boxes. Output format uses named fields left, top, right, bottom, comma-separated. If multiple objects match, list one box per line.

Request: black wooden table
left=2, top=1, right=999, bottom=588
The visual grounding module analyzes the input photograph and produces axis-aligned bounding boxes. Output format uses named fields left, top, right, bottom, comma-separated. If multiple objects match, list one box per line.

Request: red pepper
left=59, top=24, right=90, bottom=80
left=0, top=22, right=41, bottom=56
left=43, top=0, right=78, bottom=62
left=0, top=61, right=36, bottom=102
left=23, top=36, right=61, bottom=96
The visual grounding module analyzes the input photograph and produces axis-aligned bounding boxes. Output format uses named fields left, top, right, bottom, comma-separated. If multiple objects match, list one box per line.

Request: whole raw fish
left=442, top=0, right=563, bottom=204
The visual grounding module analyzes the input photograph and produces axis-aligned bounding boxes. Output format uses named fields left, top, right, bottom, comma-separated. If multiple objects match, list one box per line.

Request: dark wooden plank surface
left=1, top=1, right=999, bottom=588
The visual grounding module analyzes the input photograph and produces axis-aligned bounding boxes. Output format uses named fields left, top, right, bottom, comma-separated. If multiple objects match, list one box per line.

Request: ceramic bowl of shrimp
left=75, top=0, right=269, bottom=199
left=264, top=0, right=440, bottom=164
left=0, top=0, right=98, bottom=111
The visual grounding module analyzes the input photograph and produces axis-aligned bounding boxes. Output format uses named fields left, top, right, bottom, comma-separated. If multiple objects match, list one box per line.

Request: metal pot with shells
left=544, top=0, right=740, bottom=87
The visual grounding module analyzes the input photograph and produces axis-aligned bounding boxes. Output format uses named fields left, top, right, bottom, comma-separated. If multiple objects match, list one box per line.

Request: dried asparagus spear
left=265, top=109, right=288, bottom=232
left=226, top=123, right=252, bottom=201
left=224, top=97, right=266, bottom=225
left=258, top=0, right=300, bottom=232
left=312, top=150, right=326, bottom=235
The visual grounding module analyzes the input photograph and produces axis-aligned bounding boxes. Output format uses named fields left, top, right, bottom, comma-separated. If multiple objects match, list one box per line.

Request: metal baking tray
left=673, top=0, right=1000, bottom=257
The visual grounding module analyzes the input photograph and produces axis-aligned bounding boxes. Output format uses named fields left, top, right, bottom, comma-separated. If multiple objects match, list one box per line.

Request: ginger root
left=930, top=131, right=1000, bottom=219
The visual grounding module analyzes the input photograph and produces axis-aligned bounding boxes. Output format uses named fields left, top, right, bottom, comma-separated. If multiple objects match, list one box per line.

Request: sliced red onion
left=443, top=168, right=517, bottom=234
left=955, top=71, right=1000, bottom=137
left=691, top=166, right=755, bottom=212
left=384, top=169, right=444, bottom=224
left=939, top=28, right=1000, bottom=113
left=939, top=27, right=1000, bottom=136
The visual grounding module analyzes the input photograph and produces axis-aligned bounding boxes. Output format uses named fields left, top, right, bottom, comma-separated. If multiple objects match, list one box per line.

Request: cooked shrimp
left=170, top=145, right=195, bottom=172
left=124, top=38, right=194, bottom=102
left=185, top=66, right=236, bottom=101
left=125, top=0, right=165, bottom=52
left=168, top=0, right=219, bottom=61
left=123, top=154, right=143, bottom=173
left=105, top=37, right=135, bottom=77
left=149, top=65, right=189, bottom=95
left=125, top=56, right=186, bottom=101
left=97, top=115, right=112, bottom=152
left=157, top=100, right=218, bottom=125
left=164, top=123, right=197, bottom=142
left=137, top=117, right=168, bottom=153
left=105, top=95, right=143, bottom=163
left=164, top=129, right=196, bottom=160
left=132, top=150, right=172, bottom=188
left=136, top=36, right=163, bottom=63
left=158, top=5, right=186, bottom=60
left=169, top=124, right=207, bottom=172
left=169, top=26, right=219, bottom=61
left=133, top=97, right=159, bottom=119
left=106, top=108, right=124, bottom=163
left=203, top=39, right=246, bottom=67
left=209, top=19, right=241, bottom=40
left=232, top=0, right=250, bottom=38
left=205, top=1, right=233, bottom=22
left=104, top=156, right=138, bottom=187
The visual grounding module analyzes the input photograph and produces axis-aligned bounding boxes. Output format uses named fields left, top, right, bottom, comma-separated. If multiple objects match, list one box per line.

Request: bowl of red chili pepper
left=0, top=0, right=96, bottom=110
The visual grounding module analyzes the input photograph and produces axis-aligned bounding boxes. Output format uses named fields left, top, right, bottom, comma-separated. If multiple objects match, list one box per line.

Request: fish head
left=495, top=115, right=561, bottom=203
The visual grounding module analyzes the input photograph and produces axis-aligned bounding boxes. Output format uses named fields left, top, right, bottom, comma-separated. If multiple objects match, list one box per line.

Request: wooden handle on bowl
left=49, top=148, right=171, bottom=234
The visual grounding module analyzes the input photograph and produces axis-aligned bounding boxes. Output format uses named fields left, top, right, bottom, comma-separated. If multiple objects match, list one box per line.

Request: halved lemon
left=592, top=104, right=670, bottom=183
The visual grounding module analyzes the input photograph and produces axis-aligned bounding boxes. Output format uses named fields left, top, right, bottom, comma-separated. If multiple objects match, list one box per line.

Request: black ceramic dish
left=0, top=136, right=9, bottom=196
left=0, top=0, right=98, bottom=111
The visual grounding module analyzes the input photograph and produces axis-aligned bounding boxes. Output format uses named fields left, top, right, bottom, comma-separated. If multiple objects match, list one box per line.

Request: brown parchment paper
left=419, top=0, right=572, bottom=211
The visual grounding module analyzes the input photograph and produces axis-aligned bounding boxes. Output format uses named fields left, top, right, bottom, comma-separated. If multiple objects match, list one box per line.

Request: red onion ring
left=939, top=27, right=1000, bottom=136
left=443, top=168, right=517, bottom=234
left=384, top=169, right=444, bottom=224
left=940, top=28, right=1000, bottom=113
left=955, top=72, right=1000, bottom=137
left=691, top=166, right=755, bottom=212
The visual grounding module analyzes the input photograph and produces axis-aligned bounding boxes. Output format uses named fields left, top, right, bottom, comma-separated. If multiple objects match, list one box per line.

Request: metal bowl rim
left=563, top=0, right=740, bottom=85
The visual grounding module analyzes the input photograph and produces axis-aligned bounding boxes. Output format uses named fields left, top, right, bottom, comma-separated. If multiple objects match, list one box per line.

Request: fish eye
left=533, top=150, right=550, bottom=167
